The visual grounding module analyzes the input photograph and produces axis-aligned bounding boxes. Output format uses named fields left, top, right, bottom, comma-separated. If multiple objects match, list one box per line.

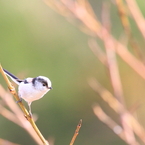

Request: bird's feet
left=16, top=98, right=22, bottom=103
left=29, top=111, right=33, bottom=118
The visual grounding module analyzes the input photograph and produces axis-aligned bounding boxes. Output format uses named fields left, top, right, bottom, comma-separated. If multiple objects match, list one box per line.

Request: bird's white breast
left=18, top=82, right=49, bottom=103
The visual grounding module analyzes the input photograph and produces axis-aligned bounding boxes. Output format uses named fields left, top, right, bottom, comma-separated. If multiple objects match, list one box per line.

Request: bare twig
left=93, top=105, right=139, bottom=145
left=116, top=0, right=130, bottom=33
left=44, top=0, right=145, bottom=80
left=89, top=79, right=145, bottom=143
left=88, top=39, right=107, bottom=65
left=0, top=138, right=20, bottom=145
left=116, top=0, right=145, bottom=63
left=0, top=64, right=49, bottom=145
left=93, top=104, right=126, bottom=142
left=0, top=85, right=43, bottom=144
left=42, top=0, right=145, bottom=144
left=101, top=5, right=138, bottom=143
left=125, top=0, right=145, bottom=40
left=70, top=119, right=82, bottom=145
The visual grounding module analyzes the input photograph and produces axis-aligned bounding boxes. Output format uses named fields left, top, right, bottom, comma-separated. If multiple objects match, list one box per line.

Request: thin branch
left=93, top=104, right=126, bottom=142
left=88, top=39, right=107, bottom=65
left=0, top=138, right=20, bottom=145
left=0, top=64, right=49, bottom=145
left=101, top=2, right=124, bottom=105
left=0, top=104, right=21, bottom=125
left=125, top=0, right=145, bottom=40
left=0, top=85, right=44, bottom=145
left=70, top=119, right=82, bottom=145
left=93, top=105, right=139, bottom=145
left=116, top=0, right=130, bottom=33
left=89, top=78, right=145, bottom=143
left=101, top=5, right=138, bottom=143
left=44, top=0, right=145, bottom=80
left=116, top=0, right=145, bottom=63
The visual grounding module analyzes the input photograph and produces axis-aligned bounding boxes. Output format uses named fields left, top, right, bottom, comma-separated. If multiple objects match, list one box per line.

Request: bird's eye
left=42, top=83, right=46, bottom=86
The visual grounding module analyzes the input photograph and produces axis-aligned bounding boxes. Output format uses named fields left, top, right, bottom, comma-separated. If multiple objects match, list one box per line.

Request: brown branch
left=0, top=85, right=43, bottom=144
left=70, top=119, right=82, bottom=145
left=0, top=64, right=49, bottom=145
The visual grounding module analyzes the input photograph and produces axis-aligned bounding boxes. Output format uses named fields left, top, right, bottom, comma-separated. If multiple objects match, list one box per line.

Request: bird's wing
left=3, top=69, right=23, bottom=85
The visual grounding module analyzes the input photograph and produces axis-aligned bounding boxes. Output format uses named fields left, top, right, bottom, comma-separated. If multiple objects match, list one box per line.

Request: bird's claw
left=16, top=98, right=22, bottom=103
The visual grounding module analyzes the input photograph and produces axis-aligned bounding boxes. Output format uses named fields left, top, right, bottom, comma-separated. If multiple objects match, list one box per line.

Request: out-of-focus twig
left=93, top=105, right=140, bottom=145
left=88, top=39, right=107, bottom=65
left=0, top=138, right=20, bottom=145
left=101, top=4, right=138, bottom=144
left=102, top=2, right=124, bottom=104
left=0, top=103, right=20, bottom=125
left=89, top=78, right=145, bottom=143
left=116, top=0, right=145, bottom=63
left=125, top=0, right=145, bottom=40
left=116, top=0, right=130, bottom=33
left=41, top=0, right=145, bottom=144
left=70, top=119, right=82, bottom=145
left=0, top=85, right=43, bottom=144
left=93, top=105, right=129, bottom=143
left=44, top=0, right=145, bottom=80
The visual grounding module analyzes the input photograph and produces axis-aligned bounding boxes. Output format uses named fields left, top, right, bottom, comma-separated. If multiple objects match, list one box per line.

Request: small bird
left=3, top=69, right=52, bottom=116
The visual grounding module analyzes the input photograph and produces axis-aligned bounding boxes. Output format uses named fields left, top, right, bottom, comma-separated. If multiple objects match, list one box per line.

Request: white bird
left=3, top=69, right=52, bottom=116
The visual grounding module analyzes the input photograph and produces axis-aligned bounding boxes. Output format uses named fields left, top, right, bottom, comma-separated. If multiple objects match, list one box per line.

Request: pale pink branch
left=101, top=2, right=124, bottom=104
left=125, top=0, right=145, bottom=39
left=57, top=0, right=145, bottom=80
left=0, top=85, right=44, bottom=145
left=115, top=38, right=145, bottom=79
left=0, top=85, right=25, bottom=119
left=88, top=39, right=107, bottom=65
left=93, top=105, right=139, bottom=145
left=0, top=104, right=21, bottom=125
left=102, top=27, right=137, bottom=143
left=89, top=79, right=145, bottom=143
left=121, top=112, right=139, bottom=145
left=89, top=78, right=124, bottom=112
left=0, top=138, right=20, bottom=145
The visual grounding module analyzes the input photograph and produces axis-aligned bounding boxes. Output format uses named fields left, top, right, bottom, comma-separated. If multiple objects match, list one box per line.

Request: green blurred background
left=1, top=0, right=145, bottom=145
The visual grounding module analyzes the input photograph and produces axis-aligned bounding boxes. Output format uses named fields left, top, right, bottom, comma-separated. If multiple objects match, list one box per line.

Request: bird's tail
left=3, top=69, right=22, bottom=85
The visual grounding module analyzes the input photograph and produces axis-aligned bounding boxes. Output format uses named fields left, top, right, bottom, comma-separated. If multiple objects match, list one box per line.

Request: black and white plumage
left=3, top=69, right=52, bottom=115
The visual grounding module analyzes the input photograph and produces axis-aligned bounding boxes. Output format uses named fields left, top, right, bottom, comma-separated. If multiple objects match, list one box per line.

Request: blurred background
left=1, top=0, right=145, bottom=145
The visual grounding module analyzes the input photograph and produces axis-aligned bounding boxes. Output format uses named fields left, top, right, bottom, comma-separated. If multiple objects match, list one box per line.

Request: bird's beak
left=48, top=87, right=52, bottom=89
